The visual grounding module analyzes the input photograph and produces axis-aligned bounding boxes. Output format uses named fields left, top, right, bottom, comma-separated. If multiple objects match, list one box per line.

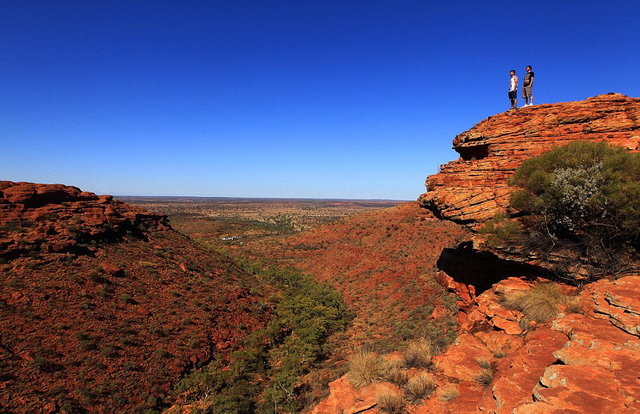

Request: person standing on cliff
left=509, top=69, right=518, bottom=110
left=523, top=65, right=534, bottom=106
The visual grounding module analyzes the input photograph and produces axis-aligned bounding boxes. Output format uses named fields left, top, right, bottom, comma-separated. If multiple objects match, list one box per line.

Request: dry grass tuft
left=376, top=391, right=405, bottom=414
left=475, top=356, right=494, bottom=387
left=404, top=372, right=437, bottom=403
left=475, top=356, right=492, bottom=370
left=564, top=297, right=582, bottom=314
left=504, top=282, right=575, bottom=323
left=384, top=362, right=409, bottom=386
left=348, top=350, right=385, bottom=389
left=439, top=384, right=460, bottom=402
left=402, top=338, right=433, bottom=369
left=476, top=367, right=494, bottom=386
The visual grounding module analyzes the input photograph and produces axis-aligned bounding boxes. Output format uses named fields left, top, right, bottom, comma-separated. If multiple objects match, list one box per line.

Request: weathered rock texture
left=419, top=93, right=640, bottom=225
left=0, top=181, right=169, bottom=260
left=310, top=275, right=640, bottom=414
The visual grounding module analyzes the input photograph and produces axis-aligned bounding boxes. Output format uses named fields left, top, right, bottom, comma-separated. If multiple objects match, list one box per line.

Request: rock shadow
left=436, top=241, right=554, bottom=296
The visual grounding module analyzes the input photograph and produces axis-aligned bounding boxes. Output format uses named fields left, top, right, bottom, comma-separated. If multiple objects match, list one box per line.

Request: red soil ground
left=0, top=183, right=270, bottom=413
left=237, top=202, right=470, bottom=351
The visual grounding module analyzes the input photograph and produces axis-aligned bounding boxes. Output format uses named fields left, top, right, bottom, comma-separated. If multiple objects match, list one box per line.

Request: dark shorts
left=508, top=90, right=517, bottom=100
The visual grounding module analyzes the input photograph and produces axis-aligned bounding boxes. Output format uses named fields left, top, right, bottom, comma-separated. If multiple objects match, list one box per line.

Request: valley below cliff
left=2, top=93, right=640, bottom=414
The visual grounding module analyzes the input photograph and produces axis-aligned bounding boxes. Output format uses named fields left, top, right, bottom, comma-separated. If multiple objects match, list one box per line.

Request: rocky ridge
left=419, top=93, right=640, bottom=226
left=0, top=182, right=269, bottom=413
left=310, top=94, right=640, bottom=414
left=0, top=181, right=170, bottom=260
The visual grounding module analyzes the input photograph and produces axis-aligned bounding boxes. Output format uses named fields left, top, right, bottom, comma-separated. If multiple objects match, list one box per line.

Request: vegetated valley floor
left=130, top=197, right=470, bottom=355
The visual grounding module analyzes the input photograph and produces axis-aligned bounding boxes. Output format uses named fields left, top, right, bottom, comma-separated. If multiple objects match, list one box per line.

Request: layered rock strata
left=0, top=181, right=169, bottom=259
left=309, top=275, right=640, bottom=414
left=419, top=93, right=640, bottom=226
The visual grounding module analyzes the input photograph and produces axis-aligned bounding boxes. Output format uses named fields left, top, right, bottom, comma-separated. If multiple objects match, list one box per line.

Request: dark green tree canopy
left=509, top=140, right=640, bottom=277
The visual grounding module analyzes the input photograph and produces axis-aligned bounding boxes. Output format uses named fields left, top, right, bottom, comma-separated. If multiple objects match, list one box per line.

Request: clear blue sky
left=2, top=1, right=639, bottom=200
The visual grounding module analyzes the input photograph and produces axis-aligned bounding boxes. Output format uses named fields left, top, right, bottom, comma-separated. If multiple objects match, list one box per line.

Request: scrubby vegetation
left=508, top=141, right=640, bottom=280
left=173, top=255, right=350, bottom=413
left=384, top=360, right=408, bottom=386
left=402, top=338, right=433, bottom=369
left=477, top=212, right=521, bottom=247
left=376, top=391, right=405, bottom=414
left=439, top=384, right=460, bottom=402
left=503, top=282, right=578, bottom=323
left=347, top=350, right=385, bottom=389
left=404, top=372, right=437, bottom=403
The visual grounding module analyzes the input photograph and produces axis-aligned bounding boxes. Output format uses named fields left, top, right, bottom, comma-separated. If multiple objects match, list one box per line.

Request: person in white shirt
left=509, top=70, right=518, bottom=110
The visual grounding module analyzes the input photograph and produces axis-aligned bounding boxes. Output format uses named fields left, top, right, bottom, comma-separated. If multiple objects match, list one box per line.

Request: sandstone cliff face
left=419, top=93, right=640, bottom=225
left=0, top=181, right=169, bottom=260
left=309, top=94, right=640, bottom=414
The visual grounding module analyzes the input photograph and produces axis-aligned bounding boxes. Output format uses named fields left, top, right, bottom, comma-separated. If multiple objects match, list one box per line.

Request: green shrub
left=509, top=141, right=640, bottom=278
left=477, top=212, right=521, bottom=247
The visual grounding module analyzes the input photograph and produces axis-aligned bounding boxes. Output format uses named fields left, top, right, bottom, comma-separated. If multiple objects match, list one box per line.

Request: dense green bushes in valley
left=172, top=250, right=350, bottom=414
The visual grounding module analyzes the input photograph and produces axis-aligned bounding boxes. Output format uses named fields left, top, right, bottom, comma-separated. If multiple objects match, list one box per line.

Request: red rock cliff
left=0, top=181, right=169, bottom=259
left=419, top=93, right=640, bottom=225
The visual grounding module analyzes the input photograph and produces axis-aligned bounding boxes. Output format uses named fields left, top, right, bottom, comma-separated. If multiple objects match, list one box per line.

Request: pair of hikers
left=508, top=66, right=534, bottom=110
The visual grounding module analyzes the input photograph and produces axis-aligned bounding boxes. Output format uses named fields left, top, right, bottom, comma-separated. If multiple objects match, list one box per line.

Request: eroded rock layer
left=419, top=93, right=640, bottom=225
left=0, top=181, right=169, bottom=259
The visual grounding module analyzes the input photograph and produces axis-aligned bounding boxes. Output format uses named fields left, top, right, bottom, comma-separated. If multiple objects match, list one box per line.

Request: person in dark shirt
left=522, top=65, right=534, bottom=106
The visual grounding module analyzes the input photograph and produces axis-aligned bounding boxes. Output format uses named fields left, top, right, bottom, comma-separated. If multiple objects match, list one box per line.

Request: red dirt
left=0, top=182, right=270, bottom=413
left=239, top=202, right=470, bottom=351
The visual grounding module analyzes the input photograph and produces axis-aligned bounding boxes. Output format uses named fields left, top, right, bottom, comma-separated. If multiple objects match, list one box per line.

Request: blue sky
left=2, top=1, right=639, bottom=200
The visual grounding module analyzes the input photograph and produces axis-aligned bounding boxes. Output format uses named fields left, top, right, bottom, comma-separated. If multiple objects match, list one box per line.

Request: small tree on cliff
left=509, top=140, right=640, bottom=280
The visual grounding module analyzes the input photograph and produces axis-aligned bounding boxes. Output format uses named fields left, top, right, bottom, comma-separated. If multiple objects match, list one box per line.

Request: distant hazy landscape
left=121, top=196, right=405, bottom=243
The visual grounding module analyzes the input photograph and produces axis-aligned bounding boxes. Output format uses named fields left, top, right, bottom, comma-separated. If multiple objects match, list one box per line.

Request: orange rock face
left=419, top=93, right=640, bottom=225
left=0, top=181, right=170, bottom=260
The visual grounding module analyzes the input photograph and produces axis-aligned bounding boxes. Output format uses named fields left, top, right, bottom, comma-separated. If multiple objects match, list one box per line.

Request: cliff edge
left=419, top=93, right=640, bottom=226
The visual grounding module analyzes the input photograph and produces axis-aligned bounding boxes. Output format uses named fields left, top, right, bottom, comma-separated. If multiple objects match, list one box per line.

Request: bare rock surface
left=309, top=275, right=640, bottom=414
left=0, top=181, right=170, bottom=260
left=419, top=93, right=640, bottom=226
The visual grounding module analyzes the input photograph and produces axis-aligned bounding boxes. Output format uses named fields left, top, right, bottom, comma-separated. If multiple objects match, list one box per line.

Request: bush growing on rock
left=376, top=391, right=405, bottom=414
left=503, top=282, right=577, bottom=323
left=404, top=372, right=437, bottom=403
left=347, top=350, right=385, bottom=388
left=509, top=141, right=640, bottom=279
left=402, top=338, right=433, bottom=369
left=439, top=384, right=460, bottom=402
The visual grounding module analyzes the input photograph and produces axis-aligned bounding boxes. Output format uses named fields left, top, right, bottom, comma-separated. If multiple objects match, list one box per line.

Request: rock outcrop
left=0, top=181, right=170, bottom=260
left=309, top=94, right=640, bottom=414
left=0, top=182, right=270, bottom=413
left=419, top=93, right=640, bottom=226
left=310, top=275, right=640, bottom=414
